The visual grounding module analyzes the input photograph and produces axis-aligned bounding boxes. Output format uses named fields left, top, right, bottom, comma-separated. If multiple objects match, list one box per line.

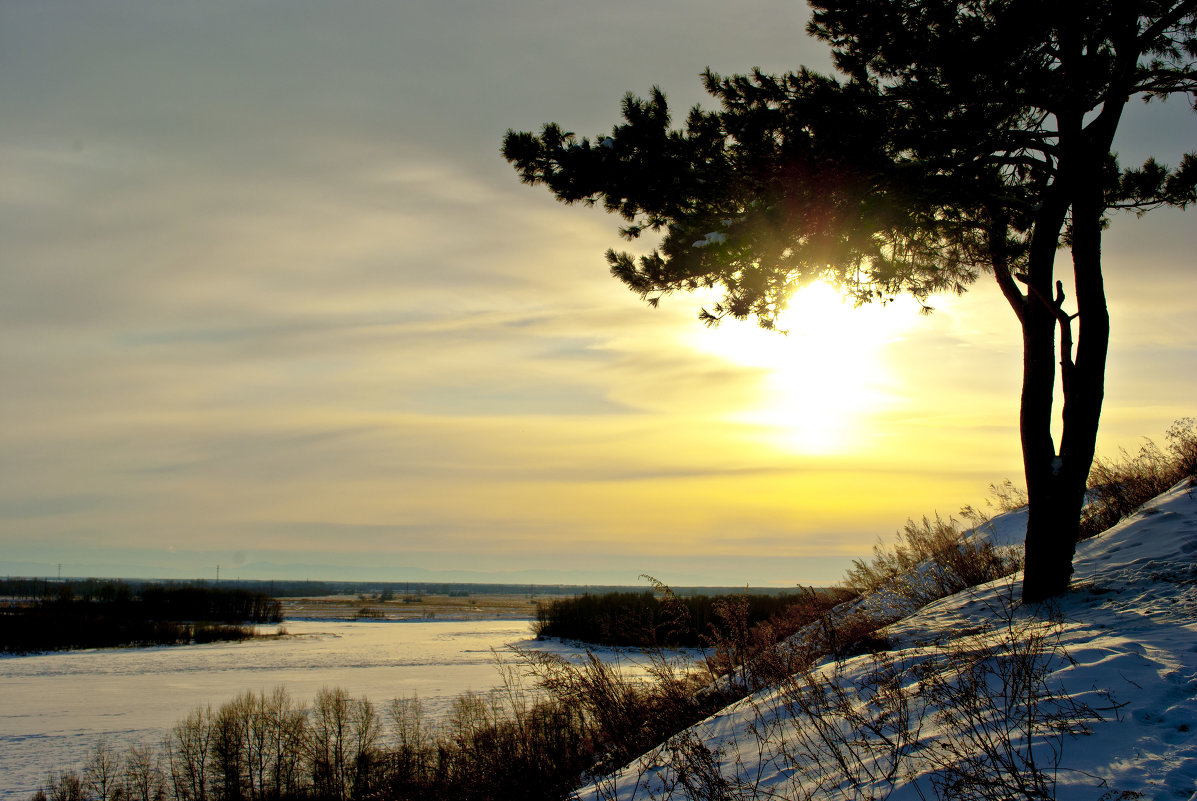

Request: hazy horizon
left=0, top=557, right=819, bottom=589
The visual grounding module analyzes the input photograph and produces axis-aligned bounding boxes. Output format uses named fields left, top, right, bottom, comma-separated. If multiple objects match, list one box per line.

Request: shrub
left=698, top=586, right=858, bottom=692
left=41, top=772, right=84, bottom=801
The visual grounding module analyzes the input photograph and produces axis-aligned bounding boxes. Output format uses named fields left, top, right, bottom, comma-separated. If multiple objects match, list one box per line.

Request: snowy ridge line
left=578, top=478, right=1197, bottom=800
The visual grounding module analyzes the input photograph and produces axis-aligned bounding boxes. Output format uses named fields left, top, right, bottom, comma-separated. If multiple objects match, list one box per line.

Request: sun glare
left=690, top=281, right=921, bottom=454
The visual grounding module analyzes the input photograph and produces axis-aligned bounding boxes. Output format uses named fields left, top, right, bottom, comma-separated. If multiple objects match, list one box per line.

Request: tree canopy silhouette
left=503, top=0, right=1197, bottom=601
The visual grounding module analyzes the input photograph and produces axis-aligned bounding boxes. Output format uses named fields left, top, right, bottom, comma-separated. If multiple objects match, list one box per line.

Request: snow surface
left=577, top=479, right=1197, bottom=801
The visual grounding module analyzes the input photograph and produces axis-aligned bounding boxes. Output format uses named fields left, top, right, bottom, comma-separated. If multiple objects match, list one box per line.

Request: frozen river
left=0, top=617, right=636, bottom=799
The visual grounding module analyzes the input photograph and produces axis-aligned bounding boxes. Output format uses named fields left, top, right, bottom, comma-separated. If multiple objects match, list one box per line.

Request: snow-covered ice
left=0, top=617, right=644, bottom=800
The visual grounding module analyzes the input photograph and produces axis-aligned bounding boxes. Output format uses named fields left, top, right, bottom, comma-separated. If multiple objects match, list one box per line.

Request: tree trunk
left=1017, top=303, right=1076, bottom=603
left=1016, top=123, right=1113, bottom=602
left=992, top=166, right=1097, bottom=603
left=1014, top=269, right=1084, bottom=603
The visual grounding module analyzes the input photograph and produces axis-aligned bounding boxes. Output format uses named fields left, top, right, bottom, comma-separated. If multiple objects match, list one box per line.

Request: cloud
left=1, top=0, right=1194, bottom=586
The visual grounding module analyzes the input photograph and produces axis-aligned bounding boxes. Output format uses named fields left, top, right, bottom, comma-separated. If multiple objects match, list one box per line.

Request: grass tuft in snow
left=841, top=511, right=1022, bottom=608
left=1081, top=417, right=1197, bottom=540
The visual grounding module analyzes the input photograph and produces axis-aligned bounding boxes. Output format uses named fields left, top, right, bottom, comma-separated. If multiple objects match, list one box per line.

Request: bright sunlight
left=690, top=281, right=923, bottom=454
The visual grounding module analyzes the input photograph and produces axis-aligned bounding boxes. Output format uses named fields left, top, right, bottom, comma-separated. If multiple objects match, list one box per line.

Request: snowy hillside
left=577, top=478, right=1197, bottom=801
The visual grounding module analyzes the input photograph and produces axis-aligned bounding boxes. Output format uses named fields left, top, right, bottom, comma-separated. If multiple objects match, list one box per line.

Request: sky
left=2, top=0, right=1195, bottom=587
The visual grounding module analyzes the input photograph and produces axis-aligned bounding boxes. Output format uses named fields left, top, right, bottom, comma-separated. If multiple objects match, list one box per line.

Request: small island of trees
left=0, top=579, right=282, bottom=653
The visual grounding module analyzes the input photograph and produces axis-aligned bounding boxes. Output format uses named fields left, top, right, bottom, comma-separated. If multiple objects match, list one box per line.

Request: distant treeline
left=0, top=580, right=281, bottom=654
left=534, top=589, right=814, bottom=647
left=0, top=575, right=803, bottom=599
left=0, top=576, right=324, bottom=601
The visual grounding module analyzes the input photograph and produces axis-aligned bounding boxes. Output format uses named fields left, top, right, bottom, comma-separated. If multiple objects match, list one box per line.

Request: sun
left=689, top=280, right=921, bottom=454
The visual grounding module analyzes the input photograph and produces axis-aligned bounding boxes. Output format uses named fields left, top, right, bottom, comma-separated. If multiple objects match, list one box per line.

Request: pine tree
left=503, top=0, right=1197, bottom=601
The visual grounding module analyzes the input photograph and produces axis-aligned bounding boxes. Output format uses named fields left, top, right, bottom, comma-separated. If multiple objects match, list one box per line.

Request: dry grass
left=1081, top=417, right=1197, bottom=540
left=841, top=513, right=1021, bottom=604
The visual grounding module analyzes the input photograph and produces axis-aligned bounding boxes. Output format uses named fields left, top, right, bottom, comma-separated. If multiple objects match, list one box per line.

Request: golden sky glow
left=690, top=281, right=924, bottom=455
left=1, top=1, right=1195, bottom=586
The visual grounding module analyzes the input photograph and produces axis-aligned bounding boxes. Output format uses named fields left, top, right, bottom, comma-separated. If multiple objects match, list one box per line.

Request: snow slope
left=577, top=478, right=1197, bottom=801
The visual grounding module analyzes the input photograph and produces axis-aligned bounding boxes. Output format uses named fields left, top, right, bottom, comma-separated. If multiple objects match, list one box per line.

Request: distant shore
left=279, top=593, right=542, bottom=622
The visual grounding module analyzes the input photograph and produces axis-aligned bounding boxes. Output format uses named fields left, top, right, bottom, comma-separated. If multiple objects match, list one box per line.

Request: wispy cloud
left=1, top=0, right=1193, bottom=584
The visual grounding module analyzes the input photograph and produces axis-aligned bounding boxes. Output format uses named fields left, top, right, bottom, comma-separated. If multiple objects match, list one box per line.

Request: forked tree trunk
left=1012, top=135, right=1112, bottom=603
left=1016, top=297, right=1078, bottom=603
left=1018, top=287, right=1108, bottom=601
